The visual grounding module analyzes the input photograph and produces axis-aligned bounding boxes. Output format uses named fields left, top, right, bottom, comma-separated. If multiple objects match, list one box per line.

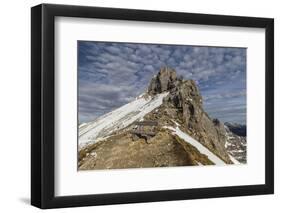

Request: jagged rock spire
left=147, top=67, right=231, bottom=163
left=148, top=66, right=177, bottom=95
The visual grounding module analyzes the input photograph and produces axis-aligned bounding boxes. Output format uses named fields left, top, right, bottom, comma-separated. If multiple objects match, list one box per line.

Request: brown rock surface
left=148, top=66, right=178, bottom=95
left=79, top=130, right=213, bottom=170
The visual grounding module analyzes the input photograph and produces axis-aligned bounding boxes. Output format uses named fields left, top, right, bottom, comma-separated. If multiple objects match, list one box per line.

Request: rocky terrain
left=224, top=123, right=247, bottom=163
left=78, top=67, right=247, bottom=170
left=225, top=122, right=246, bottom=137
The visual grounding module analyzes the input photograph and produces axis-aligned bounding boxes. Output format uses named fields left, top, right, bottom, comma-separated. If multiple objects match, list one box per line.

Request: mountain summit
left=148, top=67, right=231, bottom=163
left=148, top=66, right=178, bottom=95
left=78, top=67, right=246, bottom=170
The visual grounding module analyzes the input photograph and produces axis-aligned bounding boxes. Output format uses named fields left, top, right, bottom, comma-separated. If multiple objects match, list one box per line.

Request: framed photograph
left=31, top=4, right=274, bottom=209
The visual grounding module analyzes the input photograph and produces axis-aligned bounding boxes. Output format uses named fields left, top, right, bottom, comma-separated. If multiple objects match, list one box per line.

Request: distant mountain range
left=225, top=122, right=246, bottom=137
left=78, top=67, right=246, bottom=170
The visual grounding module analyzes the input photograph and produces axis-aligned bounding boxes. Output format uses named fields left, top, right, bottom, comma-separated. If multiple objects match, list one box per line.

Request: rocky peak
left=147, top=67, right=202, bottom=104
left=148, top=66, right=178, bottom=95
left=147, top=67, right=204, bottom=128
left=146, top=67, right=231, bottom=163
left=164, top=79, right=204, bottom=130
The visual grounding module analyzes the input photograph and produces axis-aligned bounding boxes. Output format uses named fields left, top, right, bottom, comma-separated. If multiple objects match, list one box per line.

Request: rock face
left=148, top=67, right=231, bottom=163
left=225, top=123, right=247, bottom=163
left=148, top=67, right=178, bottom=95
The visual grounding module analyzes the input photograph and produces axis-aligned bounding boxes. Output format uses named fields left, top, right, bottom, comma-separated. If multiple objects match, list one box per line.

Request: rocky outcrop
left=148, top=67, right=178, bottom=95
left=148, top=67, right=231, bottom=163
left=225, top=124, right=247, bottom=163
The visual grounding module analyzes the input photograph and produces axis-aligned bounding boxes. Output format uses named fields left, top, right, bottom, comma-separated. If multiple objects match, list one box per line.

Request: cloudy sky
left=78, top=41, right=246, bottom=124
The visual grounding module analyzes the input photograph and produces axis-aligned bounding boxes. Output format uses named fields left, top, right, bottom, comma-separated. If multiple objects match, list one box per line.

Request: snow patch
left=224, top=141, right=231, bottom=148
left=228, top=154, right=240, bottom=164
left=135, top=93, right=145, bottom=100
left=79, top=123, right=87, bottom=128
left=164, top=126, right=226, bottom=165
left=79, top=92, right=169, bottom=149
left=172, top=120, right=180, bottom=127
left=90, top=152, right=97, bottom=158
left=196, top=161, right=203, bottom=166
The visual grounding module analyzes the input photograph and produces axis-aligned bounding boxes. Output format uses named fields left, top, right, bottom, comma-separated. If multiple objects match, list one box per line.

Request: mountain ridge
left=78, top=67, right=246, bottom=170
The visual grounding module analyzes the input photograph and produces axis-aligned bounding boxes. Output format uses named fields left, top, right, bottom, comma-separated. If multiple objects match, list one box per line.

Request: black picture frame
left=31, top=3, right=274, bottom=209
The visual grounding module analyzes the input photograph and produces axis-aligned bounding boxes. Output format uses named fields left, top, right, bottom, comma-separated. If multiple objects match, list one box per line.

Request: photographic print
left=78, top=41, right=247, bottom=170
left=31, top=5, right=273, bottom=208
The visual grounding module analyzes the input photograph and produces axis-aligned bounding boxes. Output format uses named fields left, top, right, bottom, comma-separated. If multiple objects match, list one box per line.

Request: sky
left=78, top=41, right=246, bottom=124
